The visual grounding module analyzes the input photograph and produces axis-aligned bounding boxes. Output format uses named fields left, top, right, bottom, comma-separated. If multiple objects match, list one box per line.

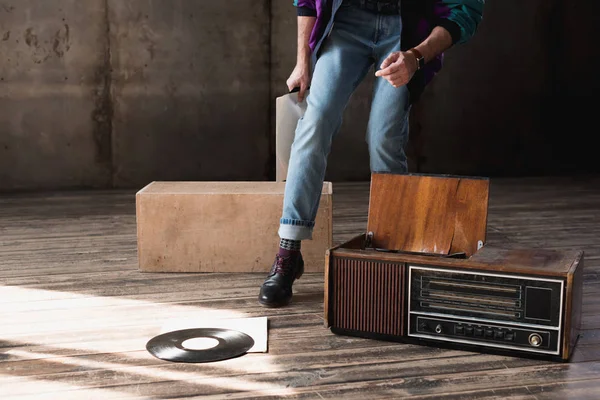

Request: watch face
left=409, top=49, right=425, bottom=70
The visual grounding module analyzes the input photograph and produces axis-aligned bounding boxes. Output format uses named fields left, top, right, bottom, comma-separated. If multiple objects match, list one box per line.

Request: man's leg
left=259, top=5, right=375, bottom=307
left=367, top=15, right=411, bottom=174
left=367, top=78, right=410, bottom=174
left=280, top=21, right=375, bottom=239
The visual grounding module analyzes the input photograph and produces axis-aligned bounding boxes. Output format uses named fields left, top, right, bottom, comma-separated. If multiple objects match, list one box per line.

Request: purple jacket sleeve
left=294, top=0, right=317, bottom=17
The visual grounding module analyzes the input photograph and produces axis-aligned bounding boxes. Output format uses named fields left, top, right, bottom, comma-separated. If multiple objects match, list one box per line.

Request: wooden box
left=136, top=181, right=332, bottom=273
left=325, top=173, right=584, bottom=361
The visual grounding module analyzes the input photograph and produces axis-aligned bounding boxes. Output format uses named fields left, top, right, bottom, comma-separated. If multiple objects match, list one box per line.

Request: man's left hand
left=375, top=51, right=417, bottom=88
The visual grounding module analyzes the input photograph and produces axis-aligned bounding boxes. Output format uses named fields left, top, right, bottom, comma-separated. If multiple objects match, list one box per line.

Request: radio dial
left=435, top=324, right=443, bottom=334
left=529, top=333, right=543, bottom=347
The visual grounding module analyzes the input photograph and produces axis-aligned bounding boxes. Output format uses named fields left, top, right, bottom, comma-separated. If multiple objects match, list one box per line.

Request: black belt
left=345, top=0, right=401, bottom=15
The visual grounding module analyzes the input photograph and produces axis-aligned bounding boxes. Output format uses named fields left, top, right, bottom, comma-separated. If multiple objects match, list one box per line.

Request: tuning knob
left=435, top=324, right=443, bottom=334
left=529, top=333, right=543, bottom=347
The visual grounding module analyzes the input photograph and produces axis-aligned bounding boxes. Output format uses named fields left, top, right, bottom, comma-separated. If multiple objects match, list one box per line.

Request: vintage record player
left=325, top=173, right=584, bottom=361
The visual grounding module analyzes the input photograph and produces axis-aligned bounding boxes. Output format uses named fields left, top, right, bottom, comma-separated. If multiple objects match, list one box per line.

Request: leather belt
left=344, top=0, right=401, bottom=15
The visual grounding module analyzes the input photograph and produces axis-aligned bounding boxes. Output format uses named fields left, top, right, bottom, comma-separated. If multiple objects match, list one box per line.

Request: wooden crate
left=136, top=181, right=332, bottom=273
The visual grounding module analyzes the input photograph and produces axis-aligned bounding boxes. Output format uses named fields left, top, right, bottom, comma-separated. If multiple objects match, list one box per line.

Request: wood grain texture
left=565, top=255, right=586, bottom=359
left=331, top=258, right=405, bottom=336
left=324, top=234, right=366, bottom=327
left=367, top=173, right=489, bottom=256
left=0, top=176, right=599, bottom=398
left=450, top=178, right=490, bottom=256
left=324, top=249, right=331, bottom=328
left=330, top=244, right=583, bottom=360
left=332, top=245, right=582, bottom=277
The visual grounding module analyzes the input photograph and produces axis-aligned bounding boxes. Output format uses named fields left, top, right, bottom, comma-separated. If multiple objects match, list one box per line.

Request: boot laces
left=271, top=254, right=295, bottom=276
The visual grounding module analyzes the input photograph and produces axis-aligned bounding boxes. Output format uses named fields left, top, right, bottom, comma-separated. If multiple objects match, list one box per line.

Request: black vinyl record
left=146, top=328, right=255, bottom=363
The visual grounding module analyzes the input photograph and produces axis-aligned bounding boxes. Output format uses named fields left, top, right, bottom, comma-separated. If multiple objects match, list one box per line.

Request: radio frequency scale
left=325, top=173, right=584, bottom=361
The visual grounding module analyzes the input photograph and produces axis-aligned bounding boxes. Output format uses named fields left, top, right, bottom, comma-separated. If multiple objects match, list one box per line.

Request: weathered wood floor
left=1, top=176, right=600, bottom=399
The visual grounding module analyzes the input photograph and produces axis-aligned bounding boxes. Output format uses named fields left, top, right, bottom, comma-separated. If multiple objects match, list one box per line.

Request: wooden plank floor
left=1, top=176, right=600, bottom=399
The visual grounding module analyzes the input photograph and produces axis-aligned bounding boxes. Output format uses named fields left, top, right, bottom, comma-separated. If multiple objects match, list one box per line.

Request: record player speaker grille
left=331, top=257, right=405, bottom=336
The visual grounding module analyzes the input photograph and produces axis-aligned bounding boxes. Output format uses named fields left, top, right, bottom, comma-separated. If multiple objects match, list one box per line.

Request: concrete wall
left=411, top=0, right=600, bottom=177
left=413, top=0, right=556, bottom=176
left=0, top=0, right=111, bottom=189
left=1, top=0, right=599, bottom=191
left=109, top=1, right=270, bottom=187
left=0, top=0, right=270, bottom=191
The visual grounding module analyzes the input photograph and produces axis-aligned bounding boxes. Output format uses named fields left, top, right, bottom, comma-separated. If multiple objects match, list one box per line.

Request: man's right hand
left=286, top=62, right=311, bottom=103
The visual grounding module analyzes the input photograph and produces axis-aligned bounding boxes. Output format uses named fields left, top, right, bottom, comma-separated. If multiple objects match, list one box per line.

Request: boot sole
left=258, top=297, right=292, bottom=308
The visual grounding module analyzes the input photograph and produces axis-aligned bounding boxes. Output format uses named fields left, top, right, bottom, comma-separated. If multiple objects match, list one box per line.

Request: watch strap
left=408, top=48, right=425, bottom=71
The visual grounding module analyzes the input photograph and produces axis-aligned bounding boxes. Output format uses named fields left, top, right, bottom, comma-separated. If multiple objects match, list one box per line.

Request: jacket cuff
left=297, top=6, right=317, bottom=17
left=436, top=19, right=462, bottom=45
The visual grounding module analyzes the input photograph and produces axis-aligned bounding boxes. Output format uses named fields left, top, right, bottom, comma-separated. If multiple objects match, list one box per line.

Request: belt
left=345, top=0, right=401, bottom=15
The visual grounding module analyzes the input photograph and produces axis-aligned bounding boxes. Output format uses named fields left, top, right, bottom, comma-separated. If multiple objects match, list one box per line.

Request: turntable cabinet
left=325, top=173, right=584, bottom=361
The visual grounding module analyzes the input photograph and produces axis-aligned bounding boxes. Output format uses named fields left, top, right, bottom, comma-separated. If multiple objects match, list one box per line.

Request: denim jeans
left=279, top=2, right=410, bottom=241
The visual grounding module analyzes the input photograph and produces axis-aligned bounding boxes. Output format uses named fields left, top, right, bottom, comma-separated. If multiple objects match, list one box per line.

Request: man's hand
left=286, top=61, right=311, bottom=102
left=375, top=51, right=418, bottom=88
left=289, top=15, right=315, bottom=102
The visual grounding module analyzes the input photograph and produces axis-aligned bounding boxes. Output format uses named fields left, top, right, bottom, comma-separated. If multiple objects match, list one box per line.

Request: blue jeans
left=279, top=3, right=410, bottom=241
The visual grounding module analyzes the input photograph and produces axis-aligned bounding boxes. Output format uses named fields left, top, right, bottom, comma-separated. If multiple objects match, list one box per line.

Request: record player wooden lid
left=366, top=173, right=490, bottom=257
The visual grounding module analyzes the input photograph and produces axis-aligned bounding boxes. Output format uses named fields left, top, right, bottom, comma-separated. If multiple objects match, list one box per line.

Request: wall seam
left=103, top=0, right=115, bottom=187
left=266, top=0, right=274, bottom=181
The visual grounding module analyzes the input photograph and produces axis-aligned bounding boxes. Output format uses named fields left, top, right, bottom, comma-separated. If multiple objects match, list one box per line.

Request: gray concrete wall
left=1, top=0, right=598, bottom=191
left=410, top=0, right=591, bottom=177
left=413, top=0, right=556, bottom=176
left=109, top=1, right=270, bottom=187
left=1, top=0, right=270, bottom=191
left=0, top=0, right=111, bottom=190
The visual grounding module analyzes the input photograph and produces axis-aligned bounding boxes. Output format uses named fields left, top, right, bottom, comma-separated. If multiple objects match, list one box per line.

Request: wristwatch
left=408, top=48, right=425, bottom=71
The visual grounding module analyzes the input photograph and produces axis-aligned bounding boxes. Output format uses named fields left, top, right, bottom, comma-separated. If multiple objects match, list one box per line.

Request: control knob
left=529, top=333, right=543, bottom=347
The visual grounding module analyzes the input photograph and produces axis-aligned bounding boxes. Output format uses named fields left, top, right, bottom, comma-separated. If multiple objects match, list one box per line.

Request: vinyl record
left=146, top=328, right=255, bottom=363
